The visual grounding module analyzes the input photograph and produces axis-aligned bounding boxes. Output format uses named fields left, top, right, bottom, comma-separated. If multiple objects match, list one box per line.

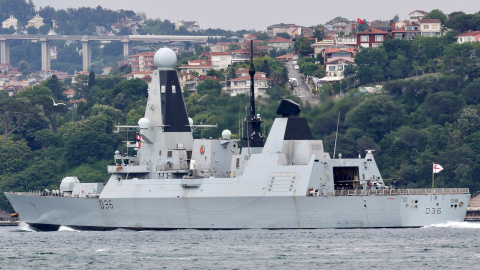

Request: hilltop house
left=357, top=28, right=388, bottom=48
left=179, top=60, right=212, bottom=75
left=409, top=10, right=428, bottom=23
left=325, top=17, right=354, bottom=35
left=210, top=52, right=232, bottom=70
left=227, top=74, right=270, bottom=97
left=129, top=52, right=156, bottom=72
left=27, top=14, right=45, bottom=28
left=456, top=31, right=480, bottom=43
left=266, top=36, right=294, bottom=50
left=175, top=20, right=201, bottom=32
left=2, top=15, right=18, bottom=30
left=266, top=23, right=296, bottom=37
left=419, top=19, right=441, bottom=37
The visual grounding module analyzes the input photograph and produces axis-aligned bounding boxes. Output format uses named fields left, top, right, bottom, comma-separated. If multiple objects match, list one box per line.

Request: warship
left=5, top=47, right=470, bottom=231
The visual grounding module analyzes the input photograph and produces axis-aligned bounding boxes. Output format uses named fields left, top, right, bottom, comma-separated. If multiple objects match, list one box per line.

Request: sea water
left=1, top=222, right=479, bottom=269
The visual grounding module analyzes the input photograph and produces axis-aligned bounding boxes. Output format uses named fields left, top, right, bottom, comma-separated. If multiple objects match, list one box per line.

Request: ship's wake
left=11, top=221, right=35, bottom=232
left=423, top=221, right=480, bottom=229
left=58, top=225, right=79, bottom=232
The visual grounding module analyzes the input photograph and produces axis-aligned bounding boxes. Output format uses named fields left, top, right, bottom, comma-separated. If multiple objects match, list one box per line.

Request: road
left=285, top=62, right=319, bottom=105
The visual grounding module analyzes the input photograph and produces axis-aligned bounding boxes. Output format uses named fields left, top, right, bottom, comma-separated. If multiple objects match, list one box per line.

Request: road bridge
left=0, top=34, right=221, bottom=71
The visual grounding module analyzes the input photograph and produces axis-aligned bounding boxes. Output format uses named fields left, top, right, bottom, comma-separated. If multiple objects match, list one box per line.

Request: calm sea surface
left=1, top=222, right=479, bottom=270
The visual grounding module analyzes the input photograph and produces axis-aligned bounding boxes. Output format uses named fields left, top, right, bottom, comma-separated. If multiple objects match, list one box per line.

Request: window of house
left=375, top=35, right=384, bottom=42
left=329, top=66, right=335, bottom=71
left=423, top=25, right=429, bottom=30
left=337, top=65, right=344, bottom=71
left=360, top=35, right=368, bottom=42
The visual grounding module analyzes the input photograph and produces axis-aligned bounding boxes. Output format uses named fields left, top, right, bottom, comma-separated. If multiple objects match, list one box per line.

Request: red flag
left=357, top=18, right=365, bottom=24
left=136, top=134, right=142, bottom=148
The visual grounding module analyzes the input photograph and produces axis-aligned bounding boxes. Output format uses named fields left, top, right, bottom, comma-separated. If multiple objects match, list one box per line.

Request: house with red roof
left=323, top=47, right=356, bottom=65
left=129, top=52, right=155, bottom=72
left=391, top=21, right=421, bottom=39
left=267, top=23, right=296, bottom=37
left=235, top=68, right=266, bottom=78
left=231, top=49, right=250, bottom=63
left=63, top=89, right=76, bottom=99
left=276, top=53, right=294, bottom=62
left=419, top=19, right=441, bottom=37
left=357, top=28, right=388, bottom=48
left=456, top=31, right=480, bottom=44
left=210, top=52, right=232, bottom=70
left=266, top=36, right=294, bottom=50
left=409, top=10, right=428, bottom=23
left=179, top=60, right=212, bottom=75
left=227, top=75, right=270, bottom=97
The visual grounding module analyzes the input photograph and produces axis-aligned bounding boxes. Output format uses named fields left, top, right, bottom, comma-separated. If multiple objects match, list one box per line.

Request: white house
left=409, top=10, right=428, bottom=23
left=2, top=15, right=18, bottom=29
left=455, top=31, right=480, bottom=44
left=227, top=75, right=270, bottom=97
left=210, top=52, right=232, bottom=70
left=419, top=19, right=441, bottom=37
left=27, top=14, right=45, bottom=28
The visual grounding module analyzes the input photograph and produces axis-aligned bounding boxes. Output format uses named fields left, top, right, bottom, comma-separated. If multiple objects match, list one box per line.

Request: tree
left=425, top=9, right=448, bottom=25
left=194, top=42, right=204, bottom=55
left=64, top=130, right=113, bottom=166
left=312, top=29, right=326, bottom=41
left=197, top=78, right=222, bottom=95
left=345, top=95, right=404, bottom=140
left=277, top=32, right=291, bottom=40
left=18, top=60, right=30, bottom=73
left=294, top=37, right=314, bottom=56
left=0, top=98, right=33, bottom=141
left=43, top=75, right=64, bottom=100
left=354, top=47, right=388, bottom=84
left=260, top=59, right=271, bottom=77
left=88, top=71, right=96, bottom=89
left=227, top=44, right=241, bottom=52
left=421, top=92, right=465, bottom=125
left=0, top=139, right=32, bottom=177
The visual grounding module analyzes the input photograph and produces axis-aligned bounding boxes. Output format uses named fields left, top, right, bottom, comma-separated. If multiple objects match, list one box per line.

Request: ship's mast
left=242, top=40, right=264, bottom=148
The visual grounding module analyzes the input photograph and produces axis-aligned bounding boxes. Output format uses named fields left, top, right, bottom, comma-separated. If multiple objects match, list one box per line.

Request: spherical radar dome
left=154, top=48, right=177, bottom=69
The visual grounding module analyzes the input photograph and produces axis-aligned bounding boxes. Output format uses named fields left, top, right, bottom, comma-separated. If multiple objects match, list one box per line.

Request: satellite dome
left=222, top=129, right=232, bottom=140
left=154, top=48, right=177, bottom=69
left=138, top=118, right=150, bottom=129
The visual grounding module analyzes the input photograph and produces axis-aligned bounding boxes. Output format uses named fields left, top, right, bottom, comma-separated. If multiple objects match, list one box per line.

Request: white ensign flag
left=433, top=163, right=443, bottom=173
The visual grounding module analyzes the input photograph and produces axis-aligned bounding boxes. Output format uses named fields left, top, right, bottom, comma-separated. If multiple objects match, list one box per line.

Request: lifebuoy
left=116, top=166, right=122, bottom=171
left=200, top=145, right=205, bottom=155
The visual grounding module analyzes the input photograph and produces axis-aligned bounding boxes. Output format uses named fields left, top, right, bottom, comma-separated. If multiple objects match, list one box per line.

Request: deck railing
left=332, top=188, right=470, bottom=197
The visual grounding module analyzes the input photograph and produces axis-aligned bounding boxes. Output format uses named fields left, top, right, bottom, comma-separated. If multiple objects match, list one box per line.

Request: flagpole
left=432, top=162, right=434, bottom=189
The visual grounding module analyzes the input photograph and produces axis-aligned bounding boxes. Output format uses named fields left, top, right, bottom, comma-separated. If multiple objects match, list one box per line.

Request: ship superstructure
left=5, top=48, right=470, bottom=231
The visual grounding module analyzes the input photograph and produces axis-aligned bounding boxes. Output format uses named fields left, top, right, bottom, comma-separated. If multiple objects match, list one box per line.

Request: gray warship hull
left=5, top=189, right=469, bottom=231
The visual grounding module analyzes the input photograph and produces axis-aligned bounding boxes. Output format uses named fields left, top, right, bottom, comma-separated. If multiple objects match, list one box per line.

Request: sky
left=32, top=0, right=479, bottom=31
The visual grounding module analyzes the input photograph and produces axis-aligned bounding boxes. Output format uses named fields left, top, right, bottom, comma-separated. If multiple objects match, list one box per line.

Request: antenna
left=333, top=111, right=340, bottom=158
left=241, top=40, right=264, bottom=148
left=249, top=40, right=255, bottom=117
